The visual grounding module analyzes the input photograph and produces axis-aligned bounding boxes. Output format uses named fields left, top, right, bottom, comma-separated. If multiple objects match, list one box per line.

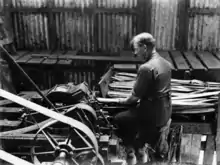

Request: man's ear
left=143, top=45, right=147, bottom=51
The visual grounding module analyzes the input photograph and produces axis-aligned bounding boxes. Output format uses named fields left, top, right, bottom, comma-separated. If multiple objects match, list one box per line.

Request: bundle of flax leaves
left=107, top=72, right=220, bottom=113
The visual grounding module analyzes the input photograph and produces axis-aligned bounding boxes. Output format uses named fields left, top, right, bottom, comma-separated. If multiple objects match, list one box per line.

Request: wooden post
left=47, top=0, right=56, bottom=51
left=137, top=0, right=151, bottom=33
left=0, top=0, right=16, bottom=94
left=1, top=0, right=13, bottom=45
left=93, top=0, right=98, bottom=52
left=203, top=135, right=215, bottom=165
left=144, top=0, right=152, bottom=33
left=175, top=0, right=190, bottom=50
left=216, top=93, right=220, bottom=165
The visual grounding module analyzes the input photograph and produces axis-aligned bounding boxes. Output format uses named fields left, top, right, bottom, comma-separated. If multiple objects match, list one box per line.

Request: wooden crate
left=179, top=134, right=215, bottom=165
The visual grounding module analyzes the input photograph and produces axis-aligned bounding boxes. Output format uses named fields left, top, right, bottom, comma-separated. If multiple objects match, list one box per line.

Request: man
left=114, top=32, right=172, bottom=164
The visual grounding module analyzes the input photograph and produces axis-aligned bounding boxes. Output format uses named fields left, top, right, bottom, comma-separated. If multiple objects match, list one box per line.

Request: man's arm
left=119, top=94, right=139, bottom=105
left=119, top=66, right=152, bottom=105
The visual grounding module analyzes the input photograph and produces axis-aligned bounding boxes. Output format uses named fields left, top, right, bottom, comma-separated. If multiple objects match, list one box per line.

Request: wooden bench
left=2, top=49, right=220, bottom=91
left=5, top=50, right=220, bottom=70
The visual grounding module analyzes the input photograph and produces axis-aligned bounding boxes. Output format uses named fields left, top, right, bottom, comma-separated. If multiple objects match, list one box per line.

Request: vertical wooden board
left=2, top=0, right=13, bottom=44
left=203, top=135, right=215, bottom=165
left=179, top=134, right=193, bottom=164
left=145, top=0, right=152, bottom=33
left=176, top=0, right=187, bottom=49
left=190, top=134, right=201, bottom=164
left=201, top=15, right=219, bottom=51
left=216, top=93, right=220, bottom=165
left=179, top=134, right=201, bottom=164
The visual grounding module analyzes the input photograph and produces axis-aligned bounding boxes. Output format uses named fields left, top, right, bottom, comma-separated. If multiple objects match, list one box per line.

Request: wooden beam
left=171, top=122, right=214, bottom=135
left=137, top=0, right=150, bottom=33
left=176, top=0, right=189, bottom=50
left=51, top=54, right=145, bottom=63
left=47, top=0, right=56, bottom=51
left=188, top=7, right=220, bottom=16
left=184, top=0, right=190, bottom=50
left=145, top=0, right=152, bottom=33
left=0, top=107, right=21, bottom=113
left=9, top=7, right=139, bottom=15
left=216, top=93, right=220, bottom=165
left=203, top=135, right=215, bottom=165
left=93, top=0, right=98, bottom=52
left=0, top=119, right=21, bottom=127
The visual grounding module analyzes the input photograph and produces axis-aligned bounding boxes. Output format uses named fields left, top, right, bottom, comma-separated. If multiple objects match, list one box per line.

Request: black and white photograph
left=0, top=0, right=220, bottom=165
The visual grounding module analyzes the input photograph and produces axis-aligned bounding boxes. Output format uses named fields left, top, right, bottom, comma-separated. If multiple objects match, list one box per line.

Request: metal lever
left=0, top=44, right=58, bottom=112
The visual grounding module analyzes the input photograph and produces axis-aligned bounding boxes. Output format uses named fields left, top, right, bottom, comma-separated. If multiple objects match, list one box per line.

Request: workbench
left=1, top=49, right=219, bottom=91
left=4, top=50, right=220, bottom=71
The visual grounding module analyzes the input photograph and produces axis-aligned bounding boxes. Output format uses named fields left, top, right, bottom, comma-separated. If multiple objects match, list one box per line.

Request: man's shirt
left=132, top=52, right=172, bottom=127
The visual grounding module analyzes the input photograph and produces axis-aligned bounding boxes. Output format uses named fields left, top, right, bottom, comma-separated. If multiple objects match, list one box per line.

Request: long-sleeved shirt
left=132, top=52, right=172, bottom=127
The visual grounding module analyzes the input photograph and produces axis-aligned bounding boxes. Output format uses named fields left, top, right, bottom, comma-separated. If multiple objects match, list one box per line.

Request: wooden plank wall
left=0, top=0, right=219, bottom=52
left=187, top=0, right=220, bottom=51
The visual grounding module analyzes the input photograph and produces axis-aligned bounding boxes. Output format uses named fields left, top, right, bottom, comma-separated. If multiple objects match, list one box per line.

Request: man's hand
left=118, top=94, right=139, bottom=105
left=118, top=98, right=126, bottom=104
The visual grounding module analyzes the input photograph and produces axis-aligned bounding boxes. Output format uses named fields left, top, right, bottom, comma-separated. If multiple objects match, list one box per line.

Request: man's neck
left=144, top=49, right=156, bottom=61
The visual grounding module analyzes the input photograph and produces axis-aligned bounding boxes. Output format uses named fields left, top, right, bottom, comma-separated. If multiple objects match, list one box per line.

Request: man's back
left=146, top=52, right=172, bottom=97
left=135, top=52, right=172, bottom=127
left=135, top=52, right=172, bottom=99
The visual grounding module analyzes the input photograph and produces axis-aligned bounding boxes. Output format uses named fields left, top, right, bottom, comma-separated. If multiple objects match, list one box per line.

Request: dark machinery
left=0, top=45, right=182, bottom=165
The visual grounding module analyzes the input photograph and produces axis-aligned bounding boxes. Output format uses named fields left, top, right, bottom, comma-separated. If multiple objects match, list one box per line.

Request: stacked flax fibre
left=108, top=72, right=220, bottom=113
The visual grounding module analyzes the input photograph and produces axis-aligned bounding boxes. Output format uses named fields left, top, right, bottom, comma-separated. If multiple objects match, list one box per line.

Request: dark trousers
left=114, top=109, right=170, bottom=152
left=114, top=109, right=138, bottom=147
